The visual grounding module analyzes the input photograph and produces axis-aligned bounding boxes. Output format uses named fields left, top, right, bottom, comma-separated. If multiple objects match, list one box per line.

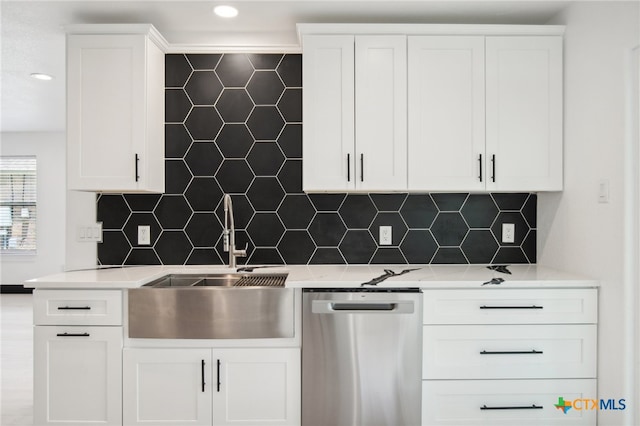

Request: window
left=0, top=157, right=37, bottom=253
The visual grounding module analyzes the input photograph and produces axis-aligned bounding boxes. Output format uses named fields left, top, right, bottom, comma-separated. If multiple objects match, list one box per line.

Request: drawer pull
left=480, top=350, right=543, bottom=355
left=480, top=305, right=543, bottom=310
left=56, top=332, right=90, bottom=337
left=481, top=404, right=543, bottom=411
left=57, top=306, right=92, bottom=310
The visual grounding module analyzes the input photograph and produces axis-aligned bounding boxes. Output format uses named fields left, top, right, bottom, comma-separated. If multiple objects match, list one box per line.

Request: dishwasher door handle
left=312, top=300, right=415, bottom=314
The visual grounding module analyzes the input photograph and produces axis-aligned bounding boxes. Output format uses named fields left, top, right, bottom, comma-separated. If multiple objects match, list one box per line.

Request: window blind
left=0, top=156, right=37, bottom=252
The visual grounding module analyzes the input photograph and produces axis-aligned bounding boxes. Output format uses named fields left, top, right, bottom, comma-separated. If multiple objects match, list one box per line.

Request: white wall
left=541, top=2, right=640, bottom=424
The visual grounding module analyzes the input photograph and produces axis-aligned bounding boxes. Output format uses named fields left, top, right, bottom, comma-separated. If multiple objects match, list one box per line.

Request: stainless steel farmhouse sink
left=127, top=273, right=294, bottom=339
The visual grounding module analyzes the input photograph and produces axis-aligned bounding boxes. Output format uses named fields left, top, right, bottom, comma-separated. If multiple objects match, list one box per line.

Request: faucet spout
left=223, top=194, right=247, bottom=269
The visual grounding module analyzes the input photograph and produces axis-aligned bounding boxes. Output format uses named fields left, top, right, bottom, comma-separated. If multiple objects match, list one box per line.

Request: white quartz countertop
left=24, top=264, right=598, bottom=289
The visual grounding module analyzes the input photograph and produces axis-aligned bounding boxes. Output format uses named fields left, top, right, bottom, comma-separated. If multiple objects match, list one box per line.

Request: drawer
left=422, top=324, right=596, bottom=379
left=422, top=379, right=597, bottom=425
left=423, top=289, right=597, bottom=325
left=34, top=290, right=123, bottom=325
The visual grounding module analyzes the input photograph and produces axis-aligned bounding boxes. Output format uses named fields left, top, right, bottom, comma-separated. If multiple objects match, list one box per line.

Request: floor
left=1, top=294, right=33, bottom=425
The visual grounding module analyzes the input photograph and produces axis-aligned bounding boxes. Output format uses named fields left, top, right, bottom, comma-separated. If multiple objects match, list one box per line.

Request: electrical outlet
left=379, top=226, right=392, bottom=245
left=502, top=223, right=515, bottom=244
left=138, top=225, right=151, bottom=245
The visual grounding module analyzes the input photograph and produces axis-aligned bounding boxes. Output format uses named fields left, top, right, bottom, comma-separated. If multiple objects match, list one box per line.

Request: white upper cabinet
left=67, top=25, right=166, bottom=193
left=485, top=36, right=563, bottom=191
left=302, top=34, right=407, bottom=192
left=408, top=36, right=486, bottom=191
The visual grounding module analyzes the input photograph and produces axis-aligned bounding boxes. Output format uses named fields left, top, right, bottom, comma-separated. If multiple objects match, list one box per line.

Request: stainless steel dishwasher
left=302, top=288, right=422, bottom=426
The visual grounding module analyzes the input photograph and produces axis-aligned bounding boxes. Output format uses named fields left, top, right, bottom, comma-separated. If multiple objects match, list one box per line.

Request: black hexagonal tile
left=339, top=230, right=376, bottom=264
left=491, top=212, right=529, bottom=246
left=216, top=160, right=254, bottom=193
left=461, top=230, right=499, bottom=264
left=523, top=230, right=537, bottom=263
left=216, top=124, right=254, bottom=158
left=277, top=160, right=303, bottom=193
left=247, top=177, right=285, bottom=211
left=309, top=194, right=346, bottom=211
left=216, top=89, right=254, bottom=123
left=277, top=124, right=302, bottom=159
left=184, top=142, right=223, bottom=177
left=125, top=248, right=161, bottom=265
left=461, top=194, right=499, bottom=228
left=166, top=89, right=192, bottom=122
left=186, top=213, right=222, bottom=247
left=400, top=230, right=438, bottom=264
left=400, top=195, right=438, bottom=228
left=492, top=193, right=530, bottom=210
left=248, top=248, right=284, bottom=265
left=277, top=195, right=315, bottom=229
left=248, top=54, right=283, bottom=70
left=98, top=231, right=130, bottom=265
left=97, top=195, right=130, bottom=229
left=246, top=71, right=285, bottom=105
left=339, top=195, right=377, bottom=229
left=154, top=196, right=192, bottom=229
left=165, top=160, right=192, bottom=195
left=493, top=247, right=528, bottom=264
left=247, top=106, right=284, bottom=140
left=310, top=248, right=345, bottom=265
left=432, top=248, right=468, bottom=264
left=185, top=71, right=223, bottom=105
left=431, top=213, right=469, bottom=246
left=187, top=248, right=223, bottom=265
left=124, top=194, right=161, bottom=212
left=278, top=230, right=315, bottom=264
left=155, top=231, right=192, bottom=264
left=166, top=54, right=193, bottom=87
left=370, top=194, right=407, bottom=212
left=186, top=54, right=222, bottom=70
left=215, top=194, right=254, bottom=230
left=370, top=212, right=408, bottom=246
left=216, top=54, right=254, bottom=87
left=185, top=178, right=222, bottom=211
left=309, top=213, right=346, bottom=246
left=165, top=124, right=192, bottom=158
left=432, top=193, right=468, bottom=211
left=123, top=212, right=162, bottom=247
left=522, top=194, right=537, bottom=228
left=247, top=213, right=284, bottom=246
left=185, top=107, right=223, bottom=140
left=277, top=88, right=302, bottom=122
left=247, top=142, right=285, bottom=176
left=371, top=248, right=406, bottom=264
left=277, top=54, right=302, bottom=87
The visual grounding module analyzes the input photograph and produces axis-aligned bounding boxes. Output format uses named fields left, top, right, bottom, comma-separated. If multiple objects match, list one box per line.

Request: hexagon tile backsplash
left=96, top=53, right=537, bottom=266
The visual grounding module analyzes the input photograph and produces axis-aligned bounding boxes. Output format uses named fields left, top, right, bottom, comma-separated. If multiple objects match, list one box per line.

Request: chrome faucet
left=222, top=194, right=247, bottom=269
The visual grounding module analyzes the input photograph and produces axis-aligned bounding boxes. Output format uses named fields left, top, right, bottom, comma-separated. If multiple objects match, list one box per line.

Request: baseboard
left=0, top=285, right=33, bottom=294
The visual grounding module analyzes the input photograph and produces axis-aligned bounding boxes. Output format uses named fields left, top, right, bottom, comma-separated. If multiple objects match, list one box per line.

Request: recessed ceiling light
left=214, top=5, right=238, bottom=18
left=30, top=73, right=53, bottom=81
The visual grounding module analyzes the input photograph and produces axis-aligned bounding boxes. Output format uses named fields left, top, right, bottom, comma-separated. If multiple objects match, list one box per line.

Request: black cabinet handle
left=480, top=350, right=543, bottom=355
left=57, top=306, right=91, bottom=310
left=216, top=359, right=221, bottom=392
left=478, top=154, right=483, bottom=182
left=201, top=360, right=206, bottom=392
left=360, top=153, right=364, bottom=182
left=480, top=305, right=543, bottom=310
left=56, top=332, right=90, bottom=337
left=347, top=154, right=351, bottom=182
left=135, top=153, right=140, bottom=182
left=481, top=404, right=543, bottom=410
left=490, top=154, right=496, bottom=182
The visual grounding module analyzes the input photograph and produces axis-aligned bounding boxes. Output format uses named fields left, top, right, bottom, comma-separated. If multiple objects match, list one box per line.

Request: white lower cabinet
left=34, top=326, right=123, bottom=425
left=123, top=347, right=300, bottom=426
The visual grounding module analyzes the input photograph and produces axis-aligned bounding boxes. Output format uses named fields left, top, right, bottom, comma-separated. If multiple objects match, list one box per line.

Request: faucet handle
left=235, top=243, right=248, bottom=258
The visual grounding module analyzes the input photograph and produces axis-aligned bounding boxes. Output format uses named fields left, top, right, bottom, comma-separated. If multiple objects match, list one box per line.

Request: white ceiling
left=1, top=0, right=572, bottom=133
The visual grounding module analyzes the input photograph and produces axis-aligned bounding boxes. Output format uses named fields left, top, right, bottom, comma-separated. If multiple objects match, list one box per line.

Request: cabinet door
left=213, top=348, right=300, bottom=426
left=408, top=36, right=485, bottom=191
left=302, top=35, right=355, bottom=191
left=485, top=36, right=563, bottom=191
left=355, top=35, right=407, bottom=190
left=123, top=348, right=212, bottom=426
left=34, top=326, right=122, bottom=425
